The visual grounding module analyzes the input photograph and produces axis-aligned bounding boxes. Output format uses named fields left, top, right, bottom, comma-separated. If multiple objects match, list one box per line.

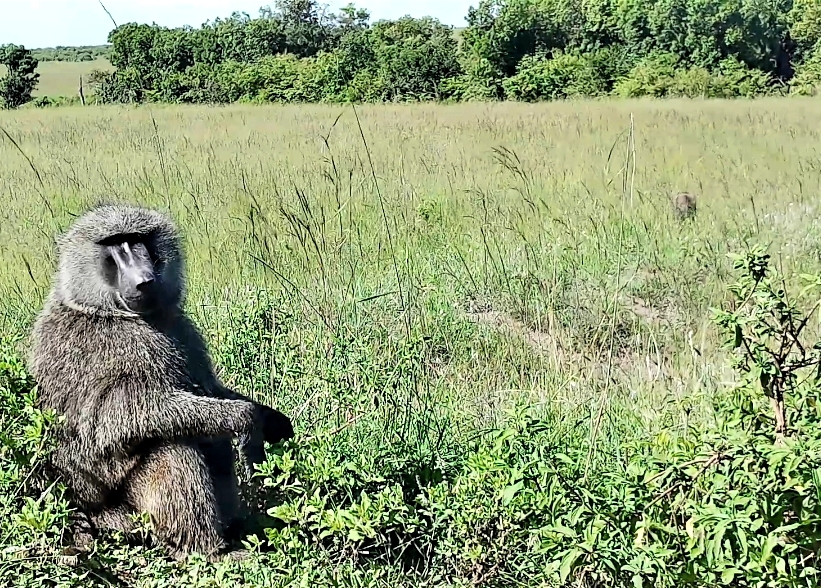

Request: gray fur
left=29, top=204, right=293, bottom=560
left=672, top=192, right=697, bottom=220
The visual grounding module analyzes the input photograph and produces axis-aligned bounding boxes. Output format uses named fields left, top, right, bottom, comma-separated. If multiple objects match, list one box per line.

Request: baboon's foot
left=66, top=511, right=95, bottom=552
left=209, top=548, right=251, bottom=563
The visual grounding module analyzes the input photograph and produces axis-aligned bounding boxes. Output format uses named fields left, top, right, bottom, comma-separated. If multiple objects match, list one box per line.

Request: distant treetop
left=31, top=45, right=111, bottom=62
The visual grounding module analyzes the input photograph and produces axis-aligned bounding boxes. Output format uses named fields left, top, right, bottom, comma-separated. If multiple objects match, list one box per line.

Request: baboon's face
left=55, top=204, right=184, bottom=316
left=98, top=232, right=163, bottom=314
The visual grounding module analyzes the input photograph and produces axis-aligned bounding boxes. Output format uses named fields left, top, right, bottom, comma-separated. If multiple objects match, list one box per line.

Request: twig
left=98, top=0, right=118, bottom=28
left=300, top=411, right=366, bottom=443
left=643, top=452, right=722, bottom=512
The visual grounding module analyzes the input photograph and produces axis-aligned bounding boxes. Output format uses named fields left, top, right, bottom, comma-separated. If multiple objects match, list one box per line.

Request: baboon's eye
left=148, top=248, right=161, bottom=265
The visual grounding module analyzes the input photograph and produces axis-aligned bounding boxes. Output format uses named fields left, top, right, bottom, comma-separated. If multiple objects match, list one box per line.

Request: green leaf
left=348, top=528, right=362, bottom=542
left=559, top=548, right=583, bottom=584
left=501, top=481, right=523, bottom=506
left=734, top=323, right=743, bottom=349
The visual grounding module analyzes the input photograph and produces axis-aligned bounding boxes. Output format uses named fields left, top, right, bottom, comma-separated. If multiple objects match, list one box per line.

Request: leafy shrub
left=92, top=66, right=146, bottom=104
left=788, top=0, right=821, bottom=58
left=503, top=52, right=610, bottom=101
left=248, top=54, right=311, bottom=103
left=791, top=41, right=821, bottom=95
left=31, top=95, right=84, bottom=108
left=615, top=53, right=776, bottom=98
left=709, top=57, right=777, bottom=97
left=613, top=51, right=680, bottom=97
left=0, top=44, right=39, bottom=109
left=366, top=17, right=462, bottom=101
left=0, top=337, right=73, bottom=584
left=340, top=68, right=389, bottom=102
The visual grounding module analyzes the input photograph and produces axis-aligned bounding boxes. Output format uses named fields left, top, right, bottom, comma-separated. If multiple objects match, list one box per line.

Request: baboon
left=672, top=192, right=697, bottom=220
left=28, top=204, right=294, bottom=560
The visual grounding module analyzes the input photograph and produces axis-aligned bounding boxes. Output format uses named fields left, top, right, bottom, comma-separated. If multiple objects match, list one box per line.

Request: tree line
left=4, top=0, right=821, bottom=108
left=32, top=45, right=110, bottom=62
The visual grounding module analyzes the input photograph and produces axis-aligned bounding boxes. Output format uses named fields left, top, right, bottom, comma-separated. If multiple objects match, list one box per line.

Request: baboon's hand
left=260, top=407, right=294, bottom=445
left=237, top=406, right=267, bottom=480
left=237, top=406, right=292, bottom=478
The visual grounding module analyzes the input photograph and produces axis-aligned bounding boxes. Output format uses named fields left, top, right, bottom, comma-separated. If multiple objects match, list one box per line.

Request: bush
left=93, top=66, right=146, bottom=104
left=248, top=54, right=311, bottom=103
left=366, top=17, right=462, bottom=101
left=615, top=53, right=776, bottom=98
left=502, top=51, right=611, bottom=101
left=31, top=95, right=84, bottom=108
left=790, top=41, right=821, bottom=95
left=613, top=51, right=680, bottom=97
left=0, top=337, right=73, bottom=584
left=0, top=44, right=39, bottom=109
left=709, top=58, right=777, bottom=97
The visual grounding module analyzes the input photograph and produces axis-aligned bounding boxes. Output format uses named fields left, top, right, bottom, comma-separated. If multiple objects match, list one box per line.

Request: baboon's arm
left=90, top=387, right=254, bottom=456
left=207, top=383, right=295, bottom=470
left=216, top=384, right=294, bottom=440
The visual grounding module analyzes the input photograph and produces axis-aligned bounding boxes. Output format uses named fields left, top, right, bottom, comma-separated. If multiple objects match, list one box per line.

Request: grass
left=0, top=58, right=112, bottom=97
left=2, top=99, right=821, bottom=585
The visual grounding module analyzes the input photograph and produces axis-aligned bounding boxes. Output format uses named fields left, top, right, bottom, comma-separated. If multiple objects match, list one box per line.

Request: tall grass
left=2, top=98, right=821, bottom=585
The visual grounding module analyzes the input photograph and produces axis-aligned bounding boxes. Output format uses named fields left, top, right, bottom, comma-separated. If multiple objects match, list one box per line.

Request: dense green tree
left=84, top=0, right=821, bottom=104
left=0, top=44, right=39, bottom=109
left=368, top=17, right=462, bottom=100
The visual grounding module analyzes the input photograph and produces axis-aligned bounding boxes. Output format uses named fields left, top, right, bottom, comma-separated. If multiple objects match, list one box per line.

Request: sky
left=0, top=0, right=476, bottom=49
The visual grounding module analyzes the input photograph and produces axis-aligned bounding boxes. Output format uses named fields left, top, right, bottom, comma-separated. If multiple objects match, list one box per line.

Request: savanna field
left=2, top=99, right=821, bottom=586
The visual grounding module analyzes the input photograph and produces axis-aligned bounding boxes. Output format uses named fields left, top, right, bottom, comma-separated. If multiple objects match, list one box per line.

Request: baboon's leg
left=90, top=504, right=135, bottom=534
left=198, top=437, right=244, bottom=534
left=124, top=443, right=225, bottom=559
left=66, top=504, right=134, bottom=552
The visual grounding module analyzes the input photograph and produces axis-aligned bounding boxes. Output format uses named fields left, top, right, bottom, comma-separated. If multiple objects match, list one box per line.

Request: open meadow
left=2, top=99, right=821, bottom=586
left=0, top=58, right=112, bottom=97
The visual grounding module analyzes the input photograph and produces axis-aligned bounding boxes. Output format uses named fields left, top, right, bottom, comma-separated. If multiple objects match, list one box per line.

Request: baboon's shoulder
left=31, top=302, right=193, bottom=414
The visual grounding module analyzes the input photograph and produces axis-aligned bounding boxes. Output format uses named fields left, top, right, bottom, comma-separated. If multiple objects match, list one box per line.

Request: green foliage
left=74, top=0, right=809, bottom=105
left=789, top=0, right=821, bottom=57
left=614, top=53, right=775, bottom=97
left=0, top=337, right=73, bottom=584
left=364, top=17, right=462, bottom=101
left=81, top=0, right=818, bottom=103
left=0, top=44, right=39, bottom=109
left=503, top=51, right=613, bottom=101
left=92, top=8, right=461, bottom=105
left=31, top=95, right=84, bottom=108
left=4, top=250, right=821, bottom=585
left=613, top=51, right=681, bottom=97
left=790, top=40, right=821, bottom=94
left=19, top=0, right=821, bottom=104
